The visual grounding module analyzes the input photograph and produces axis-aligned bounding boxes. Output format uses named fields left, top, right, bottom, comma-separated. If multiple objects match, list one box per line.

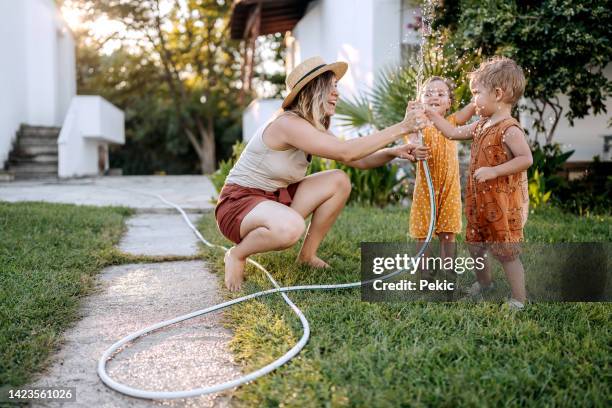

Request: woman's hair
left=420, top=76, right=456, bottom=107
left=285, top=70, right=335, bottom=131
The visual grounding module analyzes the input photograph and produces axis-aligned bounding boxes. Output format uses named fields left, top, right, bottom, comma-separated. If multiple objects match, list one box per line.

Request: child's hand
left=474, top=166, right=498, bottom=182
left=391, top=144, right=430, bottom=162
left=423, top=105, right=441, bottom=120
left=412, top=145, right=431, bottom=160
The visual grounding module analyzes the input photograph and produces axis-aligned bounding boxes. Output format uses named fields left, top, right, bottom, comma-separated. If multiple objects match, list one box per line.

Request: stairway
left=7, top=125, right=60, bottom=180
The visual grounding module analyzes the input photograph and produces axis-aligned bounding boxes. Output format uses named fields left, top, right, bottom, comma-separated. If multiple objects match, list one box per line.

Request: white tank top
left=225, top=112, right=310, bottom=191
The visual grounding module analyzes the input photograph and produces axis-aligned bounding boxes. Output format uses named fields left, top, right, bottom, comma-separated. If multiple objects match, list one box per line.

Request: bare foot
left=297, top=255, right=330, bottom=268
left=224, top=247, right=245, bottom=292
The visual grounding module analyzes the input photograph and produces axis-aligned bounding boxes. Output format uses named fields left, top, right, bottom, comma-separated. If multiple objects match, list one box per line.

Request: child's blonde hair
left=420, top=76, right=456, bottom=109
left=469, top=56, right=526, bottom=106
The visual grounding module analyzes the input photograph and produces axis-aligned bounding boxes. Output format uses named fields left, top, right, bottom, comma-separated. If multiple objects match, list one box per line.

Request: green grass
left=0, top=202, right=137, bottom=387
left=198, top=205, right=611, bottom=407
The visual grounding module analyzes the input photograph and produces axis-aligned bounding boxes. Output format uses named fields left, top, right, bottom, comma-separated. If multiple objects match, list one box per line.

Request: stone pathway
left=0, top=176, right=216, bottom=213
left=6, top=176, right=242, bottom=407
left=119, top=214, right=203, bottom=257
left=30, top=262, right=240, bottom=408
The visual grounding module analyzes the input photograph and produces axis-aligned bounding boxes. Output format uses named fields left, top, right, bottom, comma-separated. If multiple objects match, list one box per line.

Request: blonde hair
left=284, top=71, right=335, bottom=131
left=420, top=76, right=456, bottom=107
left=469, top=56, right=526, bottom=106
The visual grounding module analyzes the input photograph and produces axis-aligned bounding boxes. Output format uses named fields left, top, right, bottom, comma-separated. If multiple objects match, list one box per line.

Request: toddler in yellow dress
left=408, top=77, right=475, bottom=266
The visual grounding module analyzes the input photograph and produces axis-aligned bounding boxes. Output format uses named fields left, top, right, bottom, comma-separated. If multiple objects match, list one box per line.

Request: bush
left=528, top=169, right=552, bottom=209
left=308, top=156, right=403, bottom=207
left=210, top=141, right=245, bottom=193
left=529, top=141, right=573, bottom=192
left=552, top=157, right=612, bottom=215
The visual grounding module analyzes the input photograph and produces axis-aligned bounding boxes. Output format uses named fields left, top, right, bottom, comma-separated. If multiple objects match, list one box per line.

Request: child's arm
left=425, top=108, right=477, bottom=140
left=453, top=102, right=476, bottom=126
left=473, top=126, right=533, bottom=183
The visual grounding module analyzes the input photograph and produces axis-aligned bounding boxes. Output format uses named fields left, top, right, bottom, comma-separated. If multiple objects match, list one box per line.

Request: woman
left=216, top=56, right=430, bottom=291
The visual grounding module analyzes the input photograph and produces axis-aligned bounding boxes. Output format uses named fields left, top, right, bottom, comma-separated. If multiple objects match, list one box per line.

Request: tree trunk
left=196, top=116, right=216, bottom=174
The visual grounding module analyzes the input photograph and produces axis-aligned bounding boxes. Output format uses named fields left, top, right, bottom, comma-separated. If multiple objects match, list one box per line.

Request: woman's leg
left=290, top=169, right=352, bottom=267
left=224, top=200, right=306, bottom=291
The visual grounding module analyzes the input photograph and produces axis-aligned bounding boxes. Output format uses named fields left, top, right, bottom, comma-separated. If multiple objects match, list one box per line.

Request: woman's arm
left=278, top=108, right=428, bottom=162
left=343, top=144, right=430, bottom=169
left=453, top=102, right=476, bottom=125
left=425, top=108, right=477, bottom=140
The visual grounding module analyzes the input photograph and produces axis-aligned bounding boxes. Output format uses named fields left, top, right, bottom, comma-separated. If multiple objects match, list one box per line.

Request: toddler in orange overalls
left=423, top=57, right=532, bottom=310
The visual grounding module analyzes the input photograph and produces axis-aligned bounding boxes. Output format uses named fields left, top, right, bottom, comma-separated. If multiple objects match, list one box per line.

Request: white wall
left=0, top=0, right=76, bottom=168
left=289, top=0, right=401, bottom=135
left=0, top=0, right=28, bottom=168
left=242, top=99, right=282, bottom=142
left=58, top=96, right=125, bottom=178
left=521, top=65, right=612, bottom=162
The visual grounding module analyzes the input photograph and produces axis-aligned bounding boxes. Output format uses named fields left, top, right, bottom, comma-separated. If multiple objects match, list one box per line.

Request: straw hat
left=282, top=56, right=348, bottom=108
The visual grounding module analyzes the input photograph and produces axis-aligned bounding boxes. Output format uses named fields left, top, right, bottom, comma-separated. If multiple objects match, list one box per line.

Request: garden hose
left=97, top=160, right=437, bottom=400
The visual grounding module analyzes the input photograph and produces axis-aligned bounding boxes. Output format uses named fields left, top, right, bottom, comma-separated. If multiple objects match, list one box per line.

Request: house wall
left=242, top=99, right=283, bottom=143
left=521, top=65, right=612, bottom=162
left=0, top=0, right=76, bottom=168
left=292, top=0, right=401, bottom=100
left=287, top=0, right=402, bottom=134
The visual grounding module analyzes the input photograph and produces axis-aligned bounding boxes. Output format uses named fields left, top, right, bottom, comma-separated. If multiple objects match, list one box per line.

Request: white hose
left=97, top=161, right=437, bottom=400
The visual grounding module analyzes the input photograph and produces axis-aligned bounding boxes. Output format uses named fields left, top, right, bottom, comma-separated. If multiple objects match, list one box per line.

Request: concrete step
left=14, top=173, right=58, bottom=181
left=12, top=144, right=58, bottom=156
left=0, top=171, right=15, bottom=182
left=18, top=136, right=58, bottom=146
left=19, top=125, right=61, bottom=138
left=9, top=162, right=58, bottom=174
left=10, top=154, right=58, bottom=164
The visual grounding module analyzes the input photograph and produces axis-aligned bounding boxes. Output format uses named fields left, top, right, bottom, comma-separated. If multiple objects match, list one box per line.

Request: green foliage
left=528, top=169, right=552, bottom=209
left=527, top=142, right=611, bottom=215
left=66, top=0, right=281, bottom=174
left=210, top=141, right=246, bottom=193
left=308, top=157, right=402, bottom=207
left=0, top=202, right=131, bottom=386
left=553, top=157, right=612, bottom=215
left=529, top=142, right=573, bottom=183
left=433, top=0, right=612, bottom=141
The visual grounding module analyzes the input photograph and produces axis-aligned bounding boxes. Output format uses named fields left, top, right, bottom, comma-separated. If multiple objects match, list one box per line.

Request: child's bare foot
left=298, top=255, right=330, bottom=268
left=224, top=247, right=245, bottom=292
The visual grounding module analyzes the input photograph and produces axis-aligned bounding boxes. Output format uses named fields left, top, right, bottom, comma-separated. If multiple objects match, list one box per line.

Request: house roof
left=230, top=0, right=313, bottom=39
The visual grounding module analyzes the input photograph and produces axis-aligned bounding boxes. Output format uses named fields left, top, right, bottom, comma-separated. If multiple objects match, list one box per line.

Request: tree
left=61, top=0, right=244, bottom=173
left=433, top=0, right=612, bottom=143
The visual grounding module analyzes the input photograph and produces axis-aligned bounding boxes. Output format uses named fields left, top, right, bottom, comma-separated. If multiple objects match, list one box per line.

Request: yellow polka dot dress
left=409, top=115, right=462, bottom=239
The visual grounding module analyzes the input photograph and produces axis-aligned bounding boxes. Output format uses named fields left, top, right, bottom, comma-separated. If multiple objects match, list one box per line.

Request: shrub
left=210, top=141, right=245, bottom=193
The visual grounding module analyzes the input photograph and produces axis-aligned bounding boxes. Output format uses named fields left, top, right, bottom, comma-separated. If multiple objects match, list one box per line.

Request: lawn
left=198, top=205, right=611, bottom=407
left=0, top=202, right=132, bottom=387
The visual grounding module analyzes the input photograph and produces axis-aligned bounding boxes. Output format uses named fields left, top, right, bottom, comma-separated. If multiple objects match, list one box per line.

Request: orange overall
left=465, top=117, right=529, bottom=262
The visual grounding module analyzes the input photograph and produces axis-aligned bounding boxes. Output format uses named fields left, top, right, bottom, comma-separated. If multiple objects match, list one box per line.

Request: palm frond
left=335, top=93, right=376, bottom=130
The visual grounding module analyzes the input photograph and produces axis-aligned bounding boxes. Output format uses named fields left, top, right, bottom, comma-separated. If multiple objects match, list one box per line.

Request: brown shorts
left=214, top=182, right=301, bottom=244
